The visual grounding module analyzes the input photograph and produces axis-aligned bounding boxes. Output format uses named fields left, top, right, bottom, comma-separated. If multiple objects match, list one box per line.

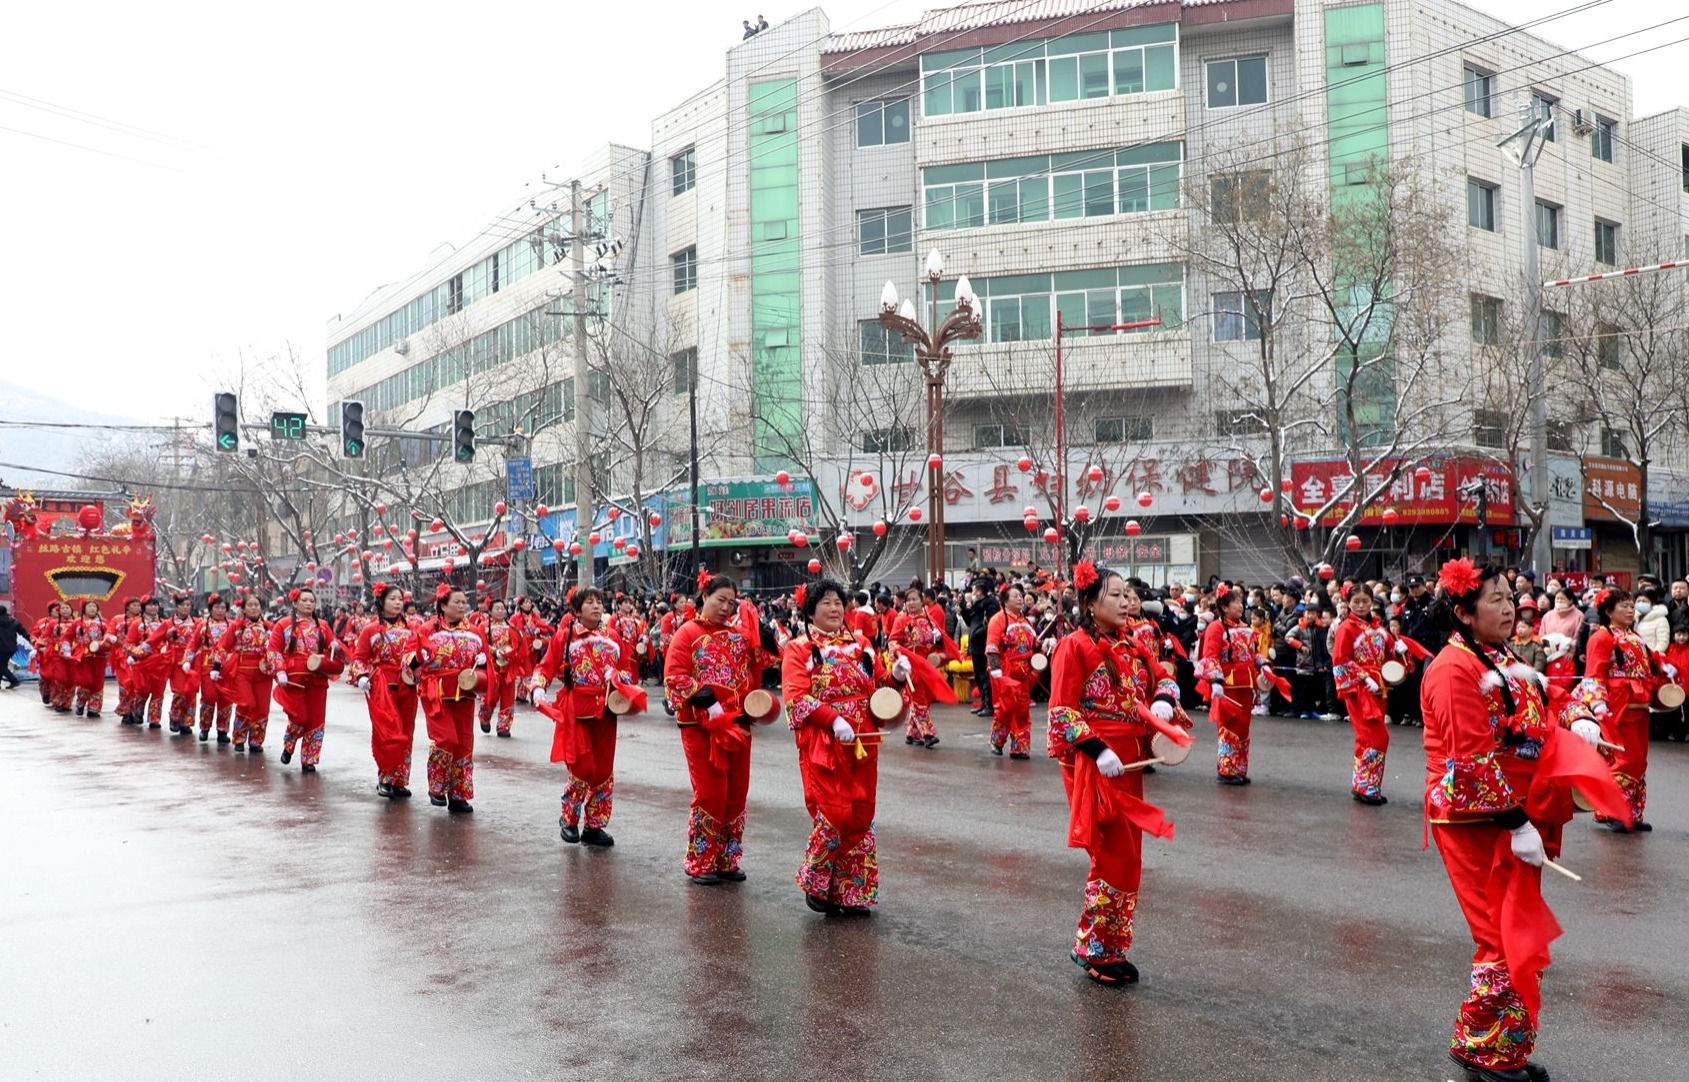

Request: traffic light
left=341, top=400, right=366, bottom=458
left=453, top=410, right=476, bottom=463
left=213, top=393, right=239, bottom=452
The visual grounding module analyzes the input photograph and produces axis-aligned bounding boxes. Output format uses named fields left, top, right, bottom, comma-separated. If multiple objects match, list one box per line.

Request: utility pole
left=688, top=350, right=702, bottom=582
left=1501, top=100, right=1553, bottom=576
left=570, top=179, right=596, bottom=587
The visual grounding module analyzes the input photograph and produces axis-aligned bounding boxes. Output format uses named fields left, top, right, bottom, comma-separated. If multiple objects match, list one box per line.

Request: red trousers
left=1061, top=759, right=1146, bottom=966
left=795, top=726, right=880, bottom=908
left=989, top=674, right=1032, bottom=754
left=1342, top=691, right=1389, bottom=797
left=1212, top=687, right=1252, bottom=778
left=561, top=712, right=618, bottom=830
left=1601, top=703, right=1651, bottom=821
left=424, top=695, right=476, bottom=801
left=479, top=667, right=517, bottom=733
left=369, top=681, right=419, bottom=786
left=680, top=724, right=752, bottom=876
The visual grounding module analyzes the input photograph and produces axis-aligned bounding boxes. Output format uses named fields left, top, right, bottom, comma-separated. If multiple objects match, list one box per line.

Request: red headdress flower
left=1594, top=588, right=1612, bottom=611
left=565, top=586, right=578, bottom=605
left=793, top=583, right=808, bottom=613
left=372, top=582, right=389, bottom=593
left=1437, top=558, right=1483, bottom=598
left=696, top=568, right=713, bottom=593
left=287, top=589, right=301, bottom=604
left=205, top=592, right=222, bottom=606
left=434, top=582, right=454, bottom=603
left=1072, top=559, right=1098, bottom=592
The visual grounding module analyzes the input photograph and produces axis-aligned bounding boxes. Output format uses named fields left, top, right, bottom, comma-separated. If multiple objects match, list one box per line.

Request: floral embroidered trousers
left=1062, top=762, right=1143, bottom=965
left=1212, top=691, right=1252, bottom=778
left=680, top=724, right=750, bottom=876
left=989, top=675, right=1032, bottom=754
left=425, top=696, right=476, bottom=801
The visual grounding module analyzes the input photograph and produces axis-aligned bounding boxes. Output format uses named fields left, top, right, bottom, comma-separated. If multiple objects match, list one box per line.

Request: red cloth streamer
left=272, top=678, right=303, bottom=720
left=366, top=676, right=402, bottom=737
left=1525, top=724, right=1633, bottom=827
left=1066, top=716, right=1174, bottom=850
left=1260, top=667, right=1293, bottom=700
left=1135, top=702, right=1194, bottom=746
left=609, top=674, right=649, bottom=713
left=535, top=691, right=577, bottom=764
left=902, top=649, right=959, bottom=705
left=1493, top=831, right=1563, bottom=1024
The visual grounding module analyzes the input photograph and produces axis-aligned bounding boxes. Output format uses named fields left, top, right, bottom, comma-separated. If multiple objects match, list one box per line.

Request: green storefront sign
left=668, top=479, right=818, bottom=547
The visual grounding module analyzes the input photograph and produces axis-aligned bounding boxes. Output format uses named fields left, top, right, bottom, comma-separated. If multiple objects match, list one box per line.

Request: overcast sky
left=3, top=0, right=1683, bottom=428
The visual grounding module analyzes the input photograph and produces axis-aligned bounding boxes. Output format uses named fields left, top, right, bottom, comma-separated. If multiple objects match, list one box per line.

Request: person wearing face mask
left=1573, top=588, right=1673, bottom=832
left=267, top=587, right=346, bottom=773
left=1536, top=588, right=1582, bottom=643
left=1633, top=586, right=1669, bottom=653
left=1047, top=561, right=1185, bottom=987
left=986, top=583, right=1040, bottom=758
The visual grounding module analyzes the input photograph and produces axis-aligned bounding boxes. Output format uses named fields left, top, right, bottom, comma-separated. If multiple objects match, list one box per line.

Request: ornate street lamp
left=878, top=249, right=983, bottom=587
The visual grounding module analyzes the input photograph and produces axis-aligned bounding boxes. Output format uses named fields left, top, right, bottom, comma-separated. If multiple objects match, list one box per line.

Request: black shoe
left=689, top=873, right=722, bottom=886
left=233, top=743, right=247, bottom=753
left=86, top=712, right=100, bottom=720
left=1218, top=775, right=1249, bottom=786
left=837, top=905, right=872, bottom=917
left=54, top=707, right=71, bottom=714
left=280, top=748, right=292, bottom=764
left=300, top=763, right=316, bottom=774
left=580, top=827, right=614, bottom=847
left=1450, top=1053, right=1530, bottom=1082
left=1632, top=819, right=1653, bottom=832
left=805, top=893, right=834, bottom=914
left=1603, top=819, right=1631, bottom=834
left=1352, top=791, right=1387, bottom=806
left=496, top=730, right=511, bottom=738
left=390, top=786, right=412, bottom=799
left=119, top=715, right=139, bottom=725
left=447, top=798, right=472, bottom=814
left=148, top=722, right=160, bottom=729
left=979, top=711, right=994, bottom=720
left=560, top=824, right=581, bottom=844
left=969, top=708, right=983, bottom=716
left=1071, top=951, right=1139, bottom=987
left=248, top=743, right=263, bottom=755
left=990, top=744, right=1003, bottom=756
left=716, top=869, right=746, bottom=882
left=376, top=783, right=395, bottom=799
left=923, top=735, right=940, bottom=748
left=1521, top=1063, right=1550, bottom=1082
left=76, top=707, right=85, bottom=717
left=429, top=794, right=447, bottom=807
left=1009, top=751, right=1030, bottom=760
left=480, top=719, right=490, bottom=734
left=906, top=736, right=917, bottom=745
left=216, top=733, right=230, bottom=745
left=198, top=729, right=209, bottom=742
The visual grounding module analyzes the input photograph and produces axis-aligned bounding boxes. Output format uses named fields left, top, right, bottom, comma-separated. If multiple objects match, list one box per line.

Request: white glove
left=989, top=669, right=1003, bottom=680
left=1149, top=700, right=1174, bottom=722
left=1394, top=640, right=1409, bottom=655
left=356, top=676, right=371, bottom=694
left=831, top=718, right=856, bottom=744
left=1095, top=749, right=1125, bottom=777
left=1508, top=822, right=1545, bottom=867
left=706, top=702, right=726, bottom=721
left=1593, top=701, right=1609, bottom=716
left=1664, top=664, right=1678, bottom=679
left=60, top=644, right=72, bottom=657
left=181, top=662, right=193, bottom=673
left=1041, top=638, right=1056, bottom=655
left=208, top=669, right=221, bottom=682
left=275, top=671, right=290, bottom=686
left=475, top=652, right=487, bottom=666
left=531, top=686, right=549, bottom=706
left=1571, top=718, right=1602, bottom=747
left=1365, top=677, right=1380, bottom=693
left=891, top=656, right=912, bottom=682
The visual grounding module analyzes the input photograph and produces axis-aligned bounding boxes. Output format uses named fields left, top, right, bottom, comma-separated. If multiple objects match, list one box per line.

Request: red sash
left=1065, top=715, right=1175, bottom=850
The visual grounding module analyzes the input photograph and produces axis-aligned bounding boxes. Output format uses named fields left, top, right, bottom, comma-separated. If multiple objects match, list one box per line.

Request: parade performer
left=1420, top=558, right=1626, bottom=1082
left=532, top=587, right=641, bottom=845
left=212, top=596, right=274, bottom=752
left=1574, top=588, right=1670, bottom=832
left=511, top=596, right=548, bottom=703
left=1195, top=586, right=1265, bottom=784
left=162, top=594, right=201, bottom=735
left=610, top=594, right=648, bottom=685
left=65, top=600, right=114, bottom=718
left=478, top=598, right=518, bottom=736
left=189, top=595, right=234, bottom=742
left=664, top=573, right=762, bottom=884
left=108, top=596, right=143, bottom=719
left=885, top=584, right=958, bottom=748
left=352, top=584, right=420, bottom=799
left=783, top=578, right=907, bottom=916
left=986, top=583, right=1040, bottom=758
left=33, top=601, right=69, bottom=710
left=409, top=584, right=486, bottom=812
left=124, top=597, right=171, bottom=728
left=1332, top=586, right=1427, bottom=805
left=1047, top=562, right=1186, bottom=986
left=266, top=587, right=344, bottom=773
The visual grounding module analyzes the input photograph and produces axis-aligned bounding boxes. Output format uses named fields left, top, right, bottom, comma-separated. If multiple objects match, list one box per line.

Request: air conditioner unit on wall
left=1571, top=108, right=1596, bottom=136
left=394, top=338, right=410, bottom=356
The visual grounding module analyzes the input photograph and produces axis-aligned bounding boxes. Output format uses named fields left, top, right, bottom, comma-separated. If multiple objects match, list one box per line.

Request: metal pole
left=1054, top=311, right=1066, bottom=578
left=688, top=349, right=702, bottom=583
left=1518, top=144, right=1551, bottom=578
left=570, top=180, right=596, bottom=587
left=927, top=278, right=943, bottom=588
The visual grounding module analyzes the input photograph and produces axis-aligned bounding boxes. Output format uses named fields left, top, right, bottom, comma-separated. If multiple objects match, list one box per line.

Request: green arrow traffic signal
left=213, top=392, right=239, bottom=453
left=217, top=432, right=238, bottom=451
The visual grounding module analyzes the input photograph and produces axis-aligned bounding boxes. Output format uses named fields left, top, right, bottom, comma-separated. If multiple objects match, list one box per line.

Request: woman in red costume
left=478, top=598, right=519, bottom=737
left=1047, top=561, right=1185, bottom=986
left=212, top=595, right=274, bottom=752
left=189, top=595, right=235, bottom=743
left=352, top=584, right=421, bottom=799
left=162, top=594, right=201, bottom=736
left=510, top=595, right=549, bottom=705
left=783, top=578, right=907, bottom=916
left=885, top=584, right=956, bottom=748
left=107, top=597, right=142, bottom=720
left=1573, top=588, right=1670, bottom=832
left=409, top=584, right=486, bottom=813
left=1421, top=558, right=1617, bottom=1082
left=531, top=587, right=632, bottom=846
left=267, top=587, right=343, bottom=773
left=985, top=583, right=1039, bottom=758
left=33, top=601, right=69, bottom=711
left=65, top=600, right=114, bottom=719
left=1332, top=585, right=1425, bottom=805
left=1195, top=586, right=1263, bottom=784
left=124, top=597, right=170, bottom=728
left=664, top=573, right=761, bottom=885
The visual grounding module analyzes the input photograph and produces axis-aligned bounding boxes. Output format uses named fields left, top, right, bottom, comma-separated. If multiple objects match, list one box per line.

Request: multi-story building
left=325, top=0, right=1689, bottom=590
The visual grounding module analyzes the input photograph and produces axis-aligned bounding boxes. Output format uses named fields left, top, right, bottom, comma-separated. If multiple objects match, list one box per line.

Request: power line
left=0, top=86, right=228, bottom=157
left=0, top=120, right=189, bottom=173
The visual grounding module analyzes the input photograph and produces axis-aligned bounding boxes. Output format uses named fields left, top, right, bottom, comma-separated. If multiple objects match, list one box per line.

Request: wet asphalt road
left=2, top=685, right=1686, bottom=1082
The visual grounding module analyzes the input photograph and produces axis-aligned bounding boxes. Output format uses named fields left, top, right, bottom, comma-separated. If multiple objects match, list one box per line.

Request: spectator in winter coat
left=1537, top=587, right=1584, bottom=642
left=1636, top=586, right=1671, bottom=652
left=0, top=604, right=26, bottom=688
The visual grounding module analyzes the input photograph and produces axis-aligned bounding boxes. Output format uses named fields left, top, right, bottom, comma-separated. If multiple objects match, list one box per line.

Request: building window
left=1467, top=179, right=1497, bottom=231
left=1470, top=294, right=1501, bottom=345
left=857, top=207, right=913, bottom=255
left=1682, top=144, right=1689, bottom=192
left=1546, top=420, right=1573, bottom=452
left=1463, top=66, right=1492, bottom=118
left=1214, top=410, right=1266, bottom=437
left=1094, top=415, right=1153, bottom=443
left=1596, top=322, right=1624, bottom=370
left=1591, top=118, right=1614, bottom=163
left=923, top=144, right=1179, bottom=232
left=1594, top=219, right=1618, bottom=265
left=1210, top=171, right=1270, bottom=224
left=1541, top=311, right=1565, bottom=358
left=973, top=422, right=1028, bottom=449
left=1600, top=426, right=1627, bottom=458
left=1534, top=200, right=1559, bottom=249
left=670, top=148, right=696, bottom=196
left=1473, top=408, right=1507, bottom=449
left=858, top=320, right=913, bottom=365
left=671, top=246, right=697, bottom=294
left=447, top=273, right=465, bottom=314
left=672, top=347, right=697, bottom=394
left=1213, top=290, right=1268, bottom=342
left=855, top=98, right=910, bottom=147
left=860, top=426, right=913, bottom=453
left=1531, top=92, right=1556, bottom=141
left=1206, top=56, right=1268, bottom=109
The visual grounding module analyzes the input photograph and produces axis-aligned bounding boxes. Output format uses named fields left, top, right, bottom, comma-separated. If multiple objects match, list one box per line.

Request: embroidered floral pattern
left=561, top=775, right=615, bottom=830
left=786, top=629, right=874, bottom=731
left=378, top=752, right=413, bottom=788
left=282, top=724, right=325, bottom=767
left=685, top=806, right=725, bottom=876
left=1451, top=961, right=1534, bottom=1071
left=1073, top=879, right=1137, bottom=964
left=1216, top=723, right=1249, bottom=778
left=1352, top=747, right=1386, bottom=797
left=796, top=816, right=879, bottom=908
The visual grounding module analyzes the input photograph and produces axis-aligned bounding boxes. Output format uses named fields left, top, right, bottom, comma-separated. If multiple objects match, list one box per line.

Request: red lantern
left=625, top=545, right=640, bottom=559
left=1042, top=526, right=1059, bottom=544
left=535, top=504, right=550, bottom=518
left=1259, top=487, right=1274, bottom=504
left=1086, top=464, right=1104, bottom=483
left=305, top=562, right=316, bottom=572
left=221, top=543, right=232, bottom=553
left=613, top=537, right=626, bottom=550
left=1318, top=564, right=1336, bottom=581
left=775, top=469, right=792, bottom=486
left=807, top=557, right=821, bottom=573
left=588, top=532, right=601, bottom=545
left=648, top=512, right=662, bottom=527
left=607, top=506, right=620, bottom=520
left=568, top=542, right=583, bottom=556
left=360, top=550, right=372, bottom=561
left=1381, top=508, right=1400, bottom=525
left=382, top=539, right=393, bottom=549
left=402, top=591, right=413, bottom=602
left=1295, top=517, right=1310, bottom=531
left=792, top=532, right=809, bottom=548
left=443, top=559, right=455, bottom=574
left=346, top=529, right=358, bottom=540
left=511, top=538, right=527, bottom=552
left=1034, top=470, right=1048, bottom=485
left=927, top=453, right=943, bottom=470
left=456, top=545, right=468, bottom=557
left=552, top=539, right=565, bottom=552
left=1280, top=514, right=1290, bottom=528
left=1414, top=465, right=1432, bottom=486
left=407, top=529, right=418, bottom=540
left=333, top=534, right=344, bottom=545
left=858, top=472, right=875, bottom=488
left=226, top=570, right=242, bottom=583
left=495, top=501, right=507, bottom=516
left=836, top=533, right=854, bottom=552
left=1103, top=495, right=1120, bottom=513
left=430, top=518, right=445, bottom=533
left=476, top=579, right=487, bottom=589
left=1136, top=491, right=1153, bottom=508
left=202, top=534, right=215, bottom=545
left=1280, top=478, right=1293, bottom=494
left=872, top=520, right=888, bottom=536
left=1024, top=517, right=1039, bottom=531
left=351, top=573, right=363, bottom=584
left=1345, top=534, right=1362, bottom=552
left=908, top=508, right=922, bottom=522
left=374, top=503, right=387, bottom=516
left=1016, top=456, right=1033, bottom=473
left=1125, top=520, right=1142, bottom=537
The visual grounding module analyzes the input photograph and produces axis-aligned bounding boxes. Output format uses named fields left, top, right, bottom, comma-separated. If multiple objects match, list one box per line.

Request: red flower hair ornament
left=793, top=583, right=808, bottom=613
left=1437, top=558, right=1483, bottom=598
left=696, top=568, right=713, bottom=593
left=1072, top=560, right=1098, bottom=592
left=434, top=581, right=454, bottom=603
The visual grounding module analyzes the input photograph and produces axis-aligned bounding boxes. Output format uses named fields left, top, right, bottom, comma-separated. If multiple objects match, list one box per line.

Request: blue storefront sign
left=1550, top=526, right=1593, bottom=550
left=505, top=457, right=536, bottom=501
left=537, top=494, right=669, bottom=566
left=1652, top=500, right=1689, bottom=528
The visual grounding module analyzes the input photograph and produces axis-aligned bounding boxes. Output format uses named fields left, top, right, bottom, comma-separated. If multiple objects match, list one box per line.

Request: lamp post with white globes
left=877, top=249, right=983, bottom=587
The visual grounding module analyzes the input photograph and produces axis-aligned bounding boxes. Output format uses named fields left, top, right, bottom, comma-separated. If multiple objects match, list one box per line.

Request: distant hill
left=0, top=380, right=147, bottom=489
